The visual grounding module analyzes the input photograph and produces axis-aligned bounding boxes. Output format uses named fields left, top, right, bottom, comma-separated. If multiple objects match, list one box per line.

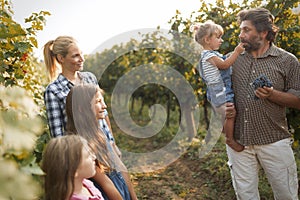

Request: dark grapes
left=252, top=74, right=273, bottom=99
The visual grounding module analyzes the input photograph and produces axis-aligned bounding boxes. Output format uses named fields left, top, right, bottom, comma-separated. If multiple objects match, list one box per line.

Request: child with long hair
left=66, top=84, right=137, bottom=200
left=42, top=135, right=105, bottom=200
left=191, top=20, right=245, bottom=152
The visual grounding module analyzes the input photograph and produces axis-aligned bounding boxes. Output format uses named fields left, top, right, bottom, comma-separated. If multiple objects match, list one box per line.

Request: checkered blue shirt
left=44, top=72, right=98, bottom=137
left=99, top=118, right=115, bottom=142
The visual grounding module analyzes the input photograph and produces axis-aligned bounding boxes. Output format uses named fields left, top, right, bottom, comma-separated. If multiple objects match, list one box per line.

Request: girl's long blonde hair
left=65, top=84, right=112, bottom=171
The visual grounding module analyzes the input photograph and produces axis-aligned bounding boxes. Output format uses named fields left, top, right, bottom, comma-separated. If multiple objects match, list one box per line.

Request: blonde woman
left=43, top=36, right=99, bottom=137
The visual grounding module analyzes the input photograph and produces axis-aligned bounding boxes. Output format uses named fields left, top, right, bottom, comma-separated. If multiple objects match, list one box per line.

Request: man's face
left=239, top=20, right=264, bottom=52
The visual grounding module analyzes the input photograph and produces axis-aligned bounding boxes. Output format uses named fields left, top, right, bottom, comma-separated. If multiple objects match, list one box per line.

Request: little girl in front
left=191, top=20, right=245, bottom=152
left=42, top=135, right=105, bottom=200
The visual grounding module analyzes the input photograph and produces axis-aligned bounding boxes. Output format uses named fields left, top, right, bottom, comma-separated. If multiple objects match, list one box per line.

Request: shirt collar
left=56, top=71, right=86, bottom=87
left=56, top=73, right=71, bottom=87
left=264, top=44, right=280, bottom=57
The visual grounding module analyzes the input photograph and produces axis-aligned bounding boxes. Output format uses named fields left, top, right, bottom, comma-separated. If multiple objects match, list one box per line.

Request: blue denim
left=200, top=51, right=234, bottom=107
left=206, top=67, right=234, bottom=107
left=91, top=170, right=131, bottom=200
left=220, top=67, right=234, bottom=103
left=92, top=121, right=131, bottom=199
left=108, top=170, right=131, bottom=200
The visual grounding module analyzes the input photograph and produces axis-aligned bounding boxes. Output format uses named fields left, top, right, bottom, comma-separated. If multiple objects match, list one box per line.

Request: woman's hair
left=190, top=20, right=224, bottom=46
left=42, top=135, right=86, bottom=200
left=43, top=36, right=77, bottom=80
left=237, top=8, right=279, bottom=43
left=65, top=84, right=111, bottom=170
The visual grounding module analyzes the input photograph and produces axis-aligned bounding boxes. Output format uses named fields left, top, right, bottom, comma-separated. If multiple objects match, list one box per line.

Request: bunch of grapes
left=252, top=74, right=273, bottom=99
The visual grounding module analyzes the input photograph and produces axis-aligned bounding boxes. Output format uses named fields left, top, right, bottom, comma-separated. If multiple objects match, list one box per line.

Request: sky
left=11, top=0, right=204, bottom=59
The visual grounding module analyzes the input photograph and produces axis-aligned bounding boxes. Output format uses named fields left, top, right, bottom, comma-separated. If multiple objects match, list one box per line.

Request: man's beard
left=241, top=35, right=262, bottom=52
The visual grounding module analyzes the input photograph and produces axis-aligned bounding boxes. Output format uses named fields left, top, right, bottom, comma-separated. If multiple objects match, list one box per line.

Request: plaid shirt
left=232, top=45, right=300, bottom=145
left=99, top=118, right=115, bottom=142
left=44, top=71, right=98, bottom=137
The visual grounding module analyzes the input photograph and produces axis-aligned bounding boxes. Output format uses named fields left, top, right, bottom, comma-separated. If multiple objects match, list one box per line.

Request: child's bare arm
left=208, top=43, right=244, bottom=69
left=92, top=167, right=123, bottom=200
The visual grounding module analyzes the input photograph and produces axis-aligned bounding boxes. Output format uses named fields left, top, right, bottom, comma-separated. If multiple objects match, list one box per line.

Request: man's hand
left=225, top=102, right=236, bottom=119
left=255, top=86, right=274, bottom=99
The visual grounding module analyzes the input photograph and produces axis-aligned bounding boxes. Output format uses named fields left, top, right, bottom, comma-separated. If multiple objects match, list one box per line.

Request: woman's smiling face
left=60, top=44, right=85, bottom=73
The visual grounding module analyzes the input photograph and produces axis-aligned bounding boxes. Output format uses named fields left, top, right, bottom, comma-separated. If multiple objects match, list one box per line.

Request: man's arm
left=255, top=87, right=300, bottom=110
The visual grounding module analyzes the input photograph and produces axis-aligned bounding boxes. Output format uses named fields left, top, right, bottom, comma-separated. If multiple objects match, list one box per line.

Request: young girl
left=42, top=135, right=105, bottom=200
left=66, top=84, right=138, bottom=200
left=191, top=20, right=245, bottom=152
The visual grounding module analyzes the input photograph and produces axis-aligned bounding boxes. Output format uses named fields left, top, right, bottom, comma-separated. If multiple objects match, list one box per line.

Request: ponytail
left=43, top=40, right=58, bottom=80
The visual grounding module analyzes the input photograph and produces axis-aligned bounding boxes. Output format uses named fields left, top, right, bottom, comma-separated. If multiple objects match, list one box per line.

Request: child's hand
left=234, top=43, right=245, bottom=54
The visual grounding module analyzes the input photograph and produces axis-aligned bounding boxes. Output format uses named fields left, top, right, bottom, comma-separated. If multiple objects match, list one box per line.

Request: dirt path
left=132, top=141, right=237, bottom=200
